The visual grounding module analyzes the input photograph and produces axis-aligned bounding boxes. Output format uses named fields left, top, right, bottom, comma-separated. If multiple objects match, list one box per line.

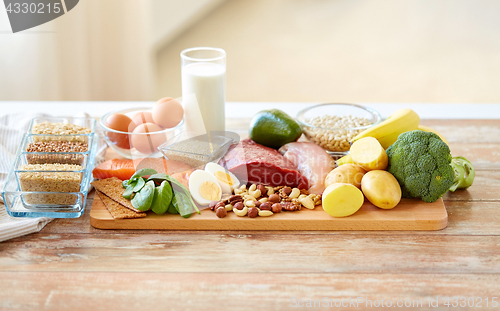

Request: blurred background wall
left=1, top=0, right=499, bottom=103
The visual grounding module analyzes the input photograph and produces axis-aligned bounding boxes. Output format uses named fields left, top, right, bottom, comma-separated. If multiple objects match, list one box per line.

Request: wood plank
left=2, top=233, right=500, bottom=274
left=89, top=195, right=447, bottom=231
left=1, top=272, right=499, bottom=311
left=443, top=170, right=500, bottom=201
left=419, top=119, right=500, bottom=144
left=448, top=143, right=500, bottom=170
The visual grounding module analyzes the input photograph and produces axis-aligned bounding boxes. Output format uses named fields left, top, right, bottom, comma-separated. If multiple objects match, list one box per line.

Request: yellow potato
left=322, top=183, right=365, bottom=217
left=336, top=154, right=355, bottom=166
left=350, top=137, right=388, bottom=171
left=361, top=170, right=402, bottom=209
left=325, top=164, right=366, bottom=189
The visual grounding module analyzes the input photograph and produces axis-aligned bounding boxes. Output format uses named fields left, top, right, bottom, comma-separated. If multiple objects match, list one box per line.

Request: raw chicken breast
left=279, top=142, right=334, bottom=194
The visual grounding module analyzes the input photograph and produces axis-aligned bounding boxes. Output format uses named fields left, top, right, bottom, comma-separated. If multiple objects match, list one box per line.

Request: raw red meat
left=219, top=139, right=308, bottom=189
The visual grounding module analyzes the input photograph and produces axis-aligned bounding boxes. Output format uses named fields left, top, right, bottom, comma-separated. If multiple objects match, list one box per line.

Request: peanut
left=258, top=210, right=273, bottom=217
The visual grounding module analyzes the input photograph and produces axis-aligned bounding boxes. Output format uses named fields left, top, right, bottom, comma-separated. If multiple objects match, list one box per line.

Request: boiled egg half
left=188, top=170, right=222, bottom=206
left=204, top=163, right=240, bottom=194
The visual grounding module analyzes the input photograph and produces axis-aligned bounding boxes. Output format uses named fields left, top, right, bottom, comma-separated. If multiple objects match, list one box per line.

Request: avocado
left=249, top=109, right=302, bottom=149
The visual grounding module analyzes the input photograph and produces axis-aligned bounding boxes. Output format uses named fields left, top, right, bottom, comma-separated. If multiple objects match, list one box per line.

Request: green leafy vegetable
left=167, top=200, right=179, bottom=214
left=122, top=184, right=135, bottom=200
left=147, top=173, right=168, bottom=181
left=131, top=180, right=155, bottom=211
left=130, top=168, right=157, bottom=180
left=170, top=191, right=193, bottom=218
left=167, top=176, right=199, bottom=214
left=132, top=178, right=145, bottom=192
left=151, top=181, right=173, bottom=215
left=121, top=167, right=198, bottom=219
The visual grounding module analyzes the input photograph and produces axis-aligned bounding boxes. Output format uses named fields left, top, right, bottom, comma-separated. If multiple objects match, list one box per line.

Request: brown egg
left=155, top=97, right=174, bottom=106
left=130, top=122, right=165, bottom=154
left=129, top=111, right=155, bottom=132
left=152, top=98, right=184, bottom=128
left=105, top=113, right=132, bottom=149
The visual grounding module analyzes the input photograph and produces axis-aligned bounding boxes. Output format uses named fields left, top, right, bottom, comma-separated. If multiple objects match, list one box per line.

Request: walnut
left=300, top=189, right=310, bottom=196
left=281, top=201, right=301, bottom=211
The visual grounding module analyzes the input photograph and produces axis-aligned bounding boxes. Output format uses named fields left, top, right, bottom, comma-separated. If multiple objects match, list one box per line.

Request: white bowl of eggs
left=99, top=97, right=185, bottom=159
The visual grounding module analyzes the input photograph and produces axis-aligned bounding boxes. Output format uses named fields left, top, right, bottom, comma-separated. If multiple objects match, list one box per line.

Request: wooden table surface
left=1, top=116, right=500, bottom=311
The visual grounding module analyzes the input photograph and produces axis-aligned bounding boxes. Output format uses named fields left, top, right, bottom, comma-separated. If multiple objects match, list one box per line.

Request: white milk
left=182, top=62, right=226, bottom=134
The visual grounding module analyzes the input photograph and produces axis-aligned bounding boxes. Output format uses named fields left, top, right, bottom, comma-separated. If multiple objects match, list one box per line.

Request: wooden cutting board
left=89, top=194, right=447, bottom=231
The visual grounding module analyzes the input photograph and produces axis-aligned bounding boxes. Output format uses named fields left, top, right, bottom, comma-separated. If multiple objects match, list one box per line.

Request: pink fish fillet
left=279, top=142, right=334, bottom=194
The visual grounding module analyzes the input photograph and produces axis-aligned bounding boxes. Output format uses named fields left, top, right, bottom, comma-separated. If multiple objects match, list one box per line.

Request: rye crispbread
left=91, top=177, right=143, bottom=213
left=96, top=190, right=146, bottom=219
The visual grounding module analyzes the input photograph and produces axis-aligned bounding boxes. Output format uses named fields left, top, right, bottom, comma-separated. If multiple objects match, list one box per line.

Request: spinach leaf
left=165, top=176, right=200, bottom=214
left=130, top=168, right=157, bottom=180
left=131, top=180, right=155, bottom=211
left=147, top=173, right=168, bottom=181
left=132, top=177, right=145, bottom=192
left=122, top=179, right=138, bottom=199
left=167, top=200, right=179, bottom=214
left=151, top=181, right=173, bottom=215
left=171, top=191, right=193, bottom=218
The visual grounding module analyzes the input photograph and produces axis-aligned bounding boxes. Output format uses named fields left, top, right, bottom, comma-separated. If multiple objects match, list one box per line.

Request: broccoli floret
left=386, top=130, right=454, bottom=203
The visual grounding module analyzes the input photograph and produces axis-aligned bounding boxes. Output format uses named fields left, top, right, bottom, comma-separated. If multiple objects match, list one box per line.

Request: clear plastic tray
left=158, top=134, right=234, bottom=168
left=2, top=117, right=98, bottom=218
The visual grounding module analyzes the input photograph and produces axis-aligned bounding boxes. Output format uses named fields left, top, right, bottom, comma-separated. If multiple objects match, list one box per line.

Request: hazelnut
left=215, top=202, right=225, bottom=209
left=248, top=207, right=259, bottom=218
left=260, top=202, right=272, bottom=211
left=215, top=207, right=227, bottom=218
left=282, top=187, right=292, bottom=195
left=209, top=201, right=218, bottom=211
left=257, top=184, right=267, bottom=195
left=268, top=194, right=280, bottom=203
left=254, top=200, right=262, bottom=207
left=233, top=202, right=244, bottom=210
left=271, top=203, right=282, bottom=213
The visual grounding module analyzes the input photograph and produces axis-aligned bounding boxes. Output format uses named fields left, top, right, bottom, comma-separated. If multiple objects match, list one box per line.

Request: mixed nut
left=211, top=184, right=321, bottom=218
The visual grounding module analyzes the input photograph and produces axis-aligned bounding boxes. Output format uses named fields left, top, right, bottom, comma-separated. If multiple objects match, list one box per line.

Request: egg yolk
left=214, top=171, right=234, bottom=186
left=199, top=181, right=221, bottom=201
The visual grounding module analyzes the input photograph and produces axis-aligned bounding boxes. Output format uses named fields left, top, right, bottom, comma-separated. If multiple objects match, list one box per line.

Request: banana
left=336, top=154, right=355, bottom=166
left=351, top=108, right=420, bottom=149
left=417, top=125, right=449, bottom=145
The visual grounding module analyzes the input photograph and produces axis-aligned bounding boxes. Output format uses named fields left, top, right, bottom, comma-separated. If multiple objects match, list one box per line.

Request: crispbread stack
left=95, top=190, right=146, bottom=219
left=91, top=177, right=146, bottom=219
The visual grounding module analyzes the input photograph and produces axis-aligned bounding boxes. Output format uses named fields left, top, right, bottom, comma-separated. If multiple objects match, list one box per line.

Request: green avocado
left=249, top=109, right=303, bottom=149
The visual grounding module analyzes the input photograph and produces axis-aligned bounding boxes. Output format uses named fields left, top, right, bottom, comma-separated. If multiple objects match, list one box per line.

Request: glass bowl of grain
left=296, top=103, right=382, bottom=157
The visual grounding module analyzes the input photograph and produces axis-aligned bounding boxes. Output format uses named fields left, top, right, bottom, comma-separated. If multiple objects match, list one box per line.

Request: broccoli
left=386, top=130, right=454, bottom=203
left=449, top=156, right=475, bottom=192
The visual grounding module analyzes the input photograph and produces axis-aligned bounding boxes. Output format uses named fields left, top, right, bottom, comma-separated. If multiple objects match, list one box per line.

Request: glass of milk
left=181, top=47, right=226, bottom=134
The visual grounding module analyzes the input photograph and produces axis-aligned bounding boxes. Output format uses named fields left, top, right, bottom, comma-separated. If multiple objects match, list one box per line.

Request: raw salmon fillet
left=93, top=158, right=192, bottom=180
